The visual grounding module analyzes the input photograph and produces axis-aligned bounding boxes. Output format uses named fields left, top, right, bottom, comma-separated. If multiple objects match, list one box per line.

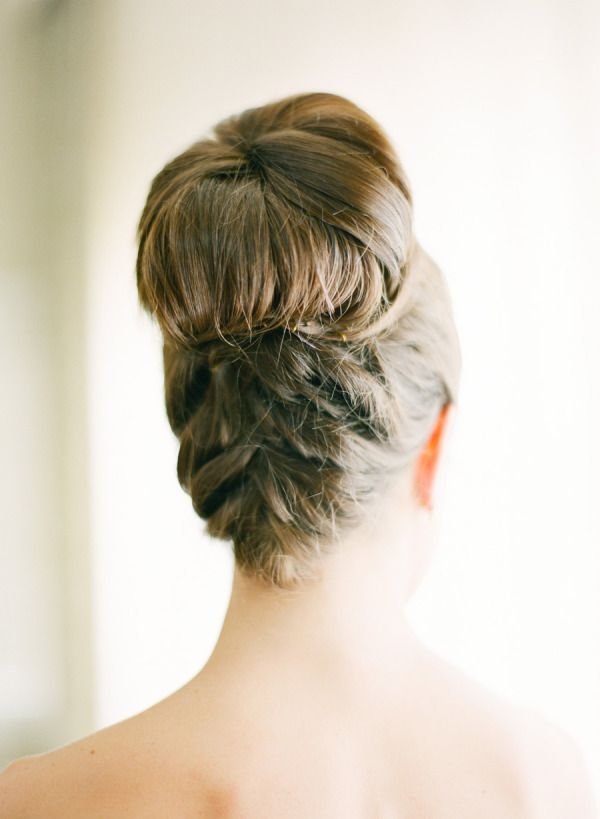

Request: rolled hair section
left=137, top=92, right=413, bottom=348
left=136, top=91, right=461, bottom=588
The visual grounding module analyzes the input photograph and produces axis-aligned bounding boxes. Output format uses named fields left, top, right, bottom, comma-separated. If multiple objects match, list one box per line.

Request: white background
left=1, top=0, right=599, bottom=802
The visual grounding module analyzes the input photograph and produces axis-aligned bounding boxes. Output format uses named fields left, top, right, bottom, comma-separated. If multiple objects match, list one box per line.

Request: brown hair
left=136, top=91, right=461, bottom=589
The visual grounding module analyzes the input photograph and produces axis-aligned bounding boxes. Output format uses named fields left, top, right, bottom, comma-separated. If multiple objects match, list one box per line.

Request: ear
left=413, top=402, right=453, bottom=510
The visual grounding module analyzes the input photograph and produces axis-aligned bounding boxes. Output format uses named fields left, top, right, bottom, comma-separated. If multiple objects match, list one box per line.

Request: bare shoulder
left=412, top=648, right=598, bottom=818
left=511, top=706, right=598, bottom=818
left=0, top=722, right=131, bottom=819
left=0, top=711, right=182, bottom=819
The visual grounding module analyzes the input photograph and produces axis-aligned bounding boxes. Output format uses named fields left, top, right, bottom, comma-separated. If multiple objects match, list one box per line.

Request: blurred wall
left=2, top=0, right=599, bottom=799
left=0, top=0, right=94, bottom=767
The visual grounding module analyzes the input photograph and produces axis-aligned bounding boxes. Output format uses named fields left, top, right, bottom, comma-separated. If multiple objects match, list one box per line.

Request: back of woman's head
left=136, top=91, right=461, bottom=589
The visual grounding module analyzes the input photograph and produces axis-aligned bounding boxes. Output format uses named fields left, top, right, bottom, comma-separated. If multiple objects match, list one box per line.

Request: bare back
left=2, top=641, right=596, bottom=818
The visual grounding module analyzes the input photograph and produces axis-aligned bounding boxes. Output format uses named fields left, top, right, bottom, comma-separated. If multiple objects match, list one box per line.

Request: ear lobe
left=414, top=402, right=453, bottom=510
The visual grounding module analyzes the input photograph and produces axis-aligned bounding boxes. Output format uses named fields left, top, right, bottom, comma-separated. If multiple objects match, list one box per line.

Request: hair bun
left=137, top=91, right=413, bottom=351
left=136, top=92, right=460, bottom=588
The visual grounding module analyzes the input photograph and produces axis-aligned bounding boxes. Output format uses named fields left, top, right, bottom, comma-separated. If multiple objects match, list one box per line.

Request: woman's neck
left=202, top=482, right=434, bottom=680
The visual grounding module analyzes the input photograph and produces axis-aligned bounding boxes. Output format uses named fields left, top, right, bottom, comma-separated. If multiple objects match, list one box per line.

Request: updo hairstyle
left=136, top=91, right=461, bottom=589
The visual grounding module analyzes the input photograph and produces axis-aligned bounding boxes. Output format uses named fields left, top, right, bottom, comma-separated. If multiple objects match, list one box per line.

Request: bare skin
left=1, top=405, right=597, bottom=818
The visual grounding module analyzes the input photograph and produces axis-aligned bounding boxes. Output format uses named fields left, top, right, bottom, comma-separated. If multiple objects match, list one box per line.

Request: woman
left=1, top=91, right=596, bottom=818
